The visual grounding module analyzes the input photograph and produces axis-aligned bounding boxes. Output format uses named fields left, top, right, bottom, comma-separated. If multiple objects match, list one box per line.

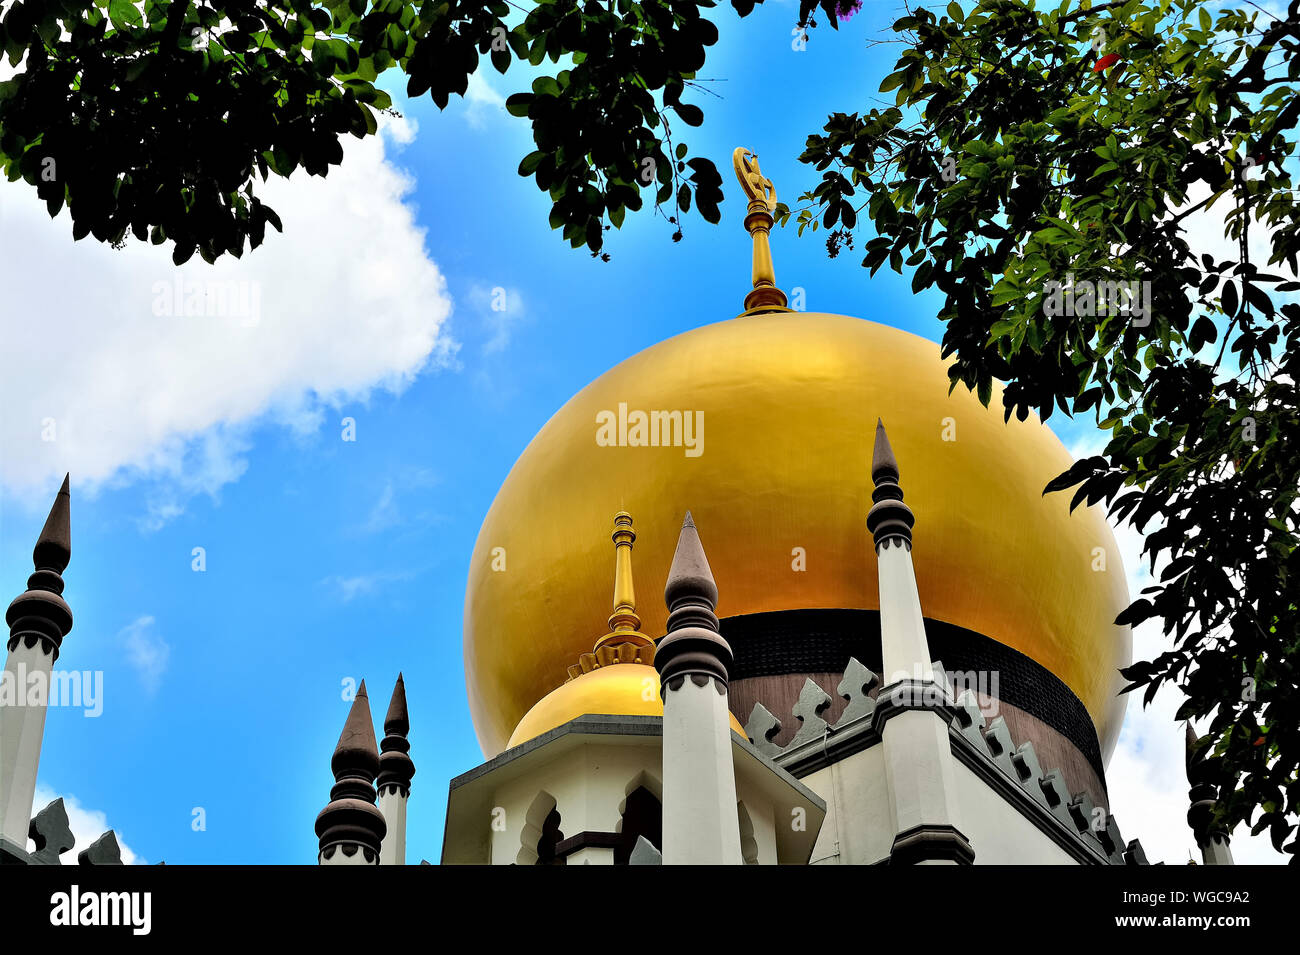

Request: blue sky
left=0, top=0, right=1285, bottom=864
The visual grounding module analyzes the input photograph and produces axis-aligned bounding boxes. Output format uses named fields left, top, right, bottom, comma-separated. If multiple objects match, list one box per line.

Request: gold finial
left=591, top=511, right=654, bottom=656
left=733, top=147, right=792, bottom=316
left=606, top=511, right=641, bottom=637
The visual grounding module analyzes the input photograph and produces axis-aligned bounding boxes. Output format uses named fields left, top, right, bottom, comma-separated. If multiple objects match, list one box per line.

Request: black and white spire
left=377, top=673, right=415, bottom=798
left=7, top=473, right=73, bottom=662
left=867, top=420, right=915, bottom=550
left=315, top=681, right=386, bottom=864
left=1, top=475, right=75, bottom=851
left=655, top=511, right=732, bottom=691
left=654, top=511, right=743, bottom=864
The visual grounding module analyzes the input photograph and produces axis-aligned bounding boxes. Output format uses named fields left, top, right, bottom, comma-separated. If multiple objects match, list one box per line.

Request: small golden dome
left=508, top=663, right=747, bottom=748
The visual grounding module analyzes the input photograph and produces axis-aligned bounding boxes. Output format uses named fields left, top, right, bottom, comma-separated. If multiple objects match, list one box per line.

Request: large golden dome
left=464, top=311, right=1132, bottom=760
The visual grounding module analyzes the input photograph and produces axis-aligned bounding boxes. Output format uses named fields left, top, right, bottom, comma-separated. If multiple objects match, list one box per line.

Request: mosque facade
left=0, top=150, right=1235, bottom=867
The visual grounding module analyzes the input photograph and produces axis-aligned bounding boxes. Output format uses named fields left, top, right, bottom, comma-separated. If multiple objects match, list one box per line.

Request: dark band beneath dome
left=719, top=608, right=1107, bottom=787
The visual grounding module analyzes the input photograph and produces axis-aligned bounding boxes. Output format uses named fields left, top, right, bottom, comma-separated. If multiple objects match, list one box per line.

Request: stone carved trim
left=566, top=640, right=655, bottom=681
left=745, top=658, right=1150, bottom=866
left=891, top=823, right=975, bottom=866
left=12, top=798, right=124, bottom=867
left=664, top=673, right=726, bottom=694
left=950, top=689, right=1148, bottom=865
left=629, top=835, right=662, bottom=865
left=744, top=656, right=885, bottom=760
left=320, top=843, right=378, bottom=864
left=516, top=791, right=561, bottom=866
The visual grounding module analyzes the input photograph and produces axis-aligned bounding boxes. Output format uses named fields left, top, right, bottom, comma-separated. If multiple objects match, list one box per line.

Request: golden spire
left=568, top=511, right=654, bottom=681
left=733, top=147, right=792, bottom=316
left=603, top=510, right=642, bottom=641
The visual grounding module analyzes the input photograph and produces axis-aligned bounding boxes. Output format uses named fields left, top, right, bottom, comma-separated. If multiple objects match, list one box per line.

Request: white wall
left=485, top=739, right=789, bottom=865
left=949, top=760, right=1079, bottom=864
left=489, top=742, right=660, bottom=865
left=802, top=744, right=892, bottom=865
left=801, top=741, right=1083, bottom=864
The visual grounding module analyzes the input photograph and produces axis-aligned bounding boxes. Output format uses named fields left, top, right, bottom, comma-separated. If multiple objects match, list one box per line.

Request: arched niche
left=515, top=791, right=566, bottom=866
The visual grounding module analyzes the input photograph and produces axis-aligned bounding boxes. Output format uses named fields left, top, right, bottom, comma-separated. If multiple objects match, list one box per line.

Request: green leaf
left=1222, top=281, right=1239, bottom=317
left=108, top=0, right=144, bottom=30
left=674, top=103, right=704, bottom=127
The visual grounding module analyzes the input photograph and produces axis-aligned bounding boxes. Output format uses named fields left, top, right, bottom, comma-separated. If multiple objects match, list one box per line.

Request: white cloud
left=468, top=283, right=528, bottom=355
left=1179, top=178, right=1297, bottom=289
left=321, top=573, right=384, bottom=602
left=319, top=569, right=417, bottom=603
left=358, top=467, right=439, bottom=534
left=118, top=615, right=170, bottom=694
left=0, top=115, right=456, bottom=524
left=464, top=72, right=507, bottom=129
left=29, top=784, right=142, bottom=865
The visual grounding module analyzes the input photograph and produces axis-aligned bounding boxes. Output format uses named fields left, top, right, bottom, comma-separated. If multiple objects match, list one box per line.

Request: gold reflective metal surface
left=466, top=313, right=1131, bottom=760
left=507, top=663, right=747, bottom=749
left=733, top=147, right=791, bottom=315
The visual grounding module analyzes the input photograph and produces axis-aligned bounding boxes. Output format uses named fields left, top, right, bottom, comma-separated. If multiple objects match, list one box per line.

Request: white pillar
left=1201, top=832, right=1234, bottom=866
left=662, top=676, right=743, bottom=864
left=878, top=537, right=931, bottom=682
left=0, top=475, right=73, bottom=851
left=377, top=787, right=408, bottom=866
left=655, top=512, right=743, bottom=865
left=869, top=422, right=972, bottom=864
left=0, top=642, right=56, bottom=845
left=376, top=674, right=414, bottom=865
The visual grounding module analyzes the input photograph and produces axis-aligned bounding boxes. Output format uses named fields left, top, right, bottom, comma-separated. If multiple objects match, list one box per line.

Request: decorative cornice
left=315, top=681, right=386, bottom=860
left=77, top=831, right=124, bottom=866
left=377, top=673, right=415, bottom=796
left=655, top=511, right=733, bottom=692
left=6, top=474, right=73, bottom=661
left=890, top=823, right=975, bottom=865
left=567, top=640, right=655, bottom=680
left=867, top=420, right=914, bottom=549
left=320, top=843, right=377, bottom=864
left=948, top=688, right=1146, bottom=864
left=748, top=657, right=1152, bottom=865
left=10, top=797, right=123, bottom=867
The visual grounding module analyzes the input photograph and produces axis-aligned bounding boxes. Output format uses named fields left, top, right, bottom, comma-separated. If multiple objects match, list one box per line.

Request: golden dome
left=464, top=311, right=1132, bottom=760
left=508, top=664, right=748, bottom=748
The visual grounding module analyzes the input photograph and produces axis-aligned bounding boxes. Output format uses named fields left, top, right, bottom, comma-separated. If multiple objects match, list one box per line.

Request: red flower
left=1094, top=53, right=1121, bottom=74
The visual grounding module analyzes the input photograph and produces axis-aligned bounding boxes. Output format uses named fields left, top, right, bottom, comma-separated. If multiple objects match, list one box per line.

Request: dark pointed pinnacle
left=384, top=673, right=409, bottom=738
left=332, top=681, right=380, bottom=780
left=316, top=681, right=386, bottom=858
left=867, top=420, right=915, bottom=548
left=656, top=511, right=732, bottom=691
left=870, top=419, right=899, bottom=485
left=7, top=475, right=73, bottom=660
left=378, top=673, right=415, bottom=794
left=33, top=474, right=71, bottom=574
left=663, top=510, right=718, bottom=629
